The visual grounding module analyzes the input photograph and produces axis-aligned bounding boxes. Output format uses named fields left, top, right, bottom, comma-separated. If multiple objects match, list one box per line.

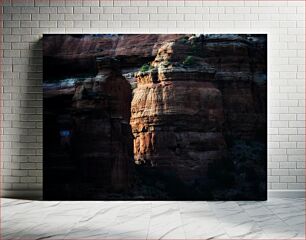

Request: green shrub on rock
left=139, top=63, right=153, bottom=72
left=182, top=56, right=196, bottom=66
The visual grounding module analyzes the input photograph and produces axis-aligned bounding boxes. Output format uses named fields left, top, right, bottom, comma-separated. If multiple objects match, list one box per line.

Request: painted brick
left=83, top=14, right=99, bottom=21
left=280, top=162, right=296, bottom=169
left=272, top=183, right=288, bottom=189
left=82, top=0, right=99, bottom=7
left=114, top=14, right=129, bottom=21
left=288, top=183, right=305, bottom=189
left=148, top=1, right=167, bottom=7
left=138, top=7, right=157, bottom=14
left=57, top=7, right=73, bottom=14
left=90, top=7, right=103, bottom=13
left=280, top=176, right=296, bottom=183
left=121, top=7, right=138, bottom=14
left=65, top=14, right=83, bottom=21
left=39, top=7, right=57, bottom=14
left=131, top=0, right=148, bottom=7
left=74, top=7, right=90, bottom=14
left=177, top=7, right=196, bottom=14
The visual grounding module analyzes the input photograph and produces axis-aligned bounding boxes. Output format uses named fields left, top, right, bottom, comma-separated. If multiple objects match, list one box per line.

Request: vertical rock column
left=72, top=57, right=133, bottom=193
left=130, top=41, right=227, bottom=186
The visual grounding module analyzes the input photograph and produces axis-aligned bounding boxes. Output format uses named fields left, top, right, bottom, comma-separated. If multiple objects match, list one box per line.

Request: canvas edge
left=1, top=190, right=304, bottom=200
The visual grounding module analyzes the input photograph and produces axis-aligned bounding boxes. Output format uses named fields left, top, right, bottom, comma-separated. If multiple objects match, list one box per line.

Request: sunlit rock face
left=72, top=57, right=133, bottom=192
left=130, top=34, right=267, bottom=186
left=130, top=45, right=227, bottom=185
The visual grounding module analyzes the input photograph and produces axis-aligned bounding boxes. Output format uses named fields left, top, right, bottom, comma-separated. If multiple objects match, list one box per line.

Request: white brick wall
left=1, top=0, right=305, bottom=198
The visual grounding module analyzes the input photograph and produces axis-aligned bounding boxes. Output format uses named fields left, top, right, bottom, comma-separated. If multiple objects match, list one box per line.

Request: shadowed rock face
left=43, top=57, right=134, bottom=199
left=130, top=34, right=267, bottom=186
left=199, top=35, right=267, bottom=139
left=72, top=57, right=133, bottom=192
left=43, top=34, right=184, bottom=80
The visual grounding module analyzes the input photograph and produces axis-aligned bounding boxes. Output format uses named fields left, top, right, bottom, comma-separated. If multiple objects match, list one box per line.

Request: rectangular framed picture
left=43, top=34, right=267, bottom=200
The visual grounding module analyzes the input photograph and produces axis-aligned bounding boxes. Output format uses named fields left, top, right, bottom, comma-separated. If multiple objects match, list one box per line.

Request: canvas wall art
left=43, top=34, right=267, bottom=200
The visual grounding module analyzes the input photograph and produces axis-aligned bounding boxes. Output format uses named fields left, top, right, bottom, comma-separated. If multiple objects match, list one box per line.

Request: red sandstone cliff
left=43, top=34, right=267, bottom=199
left=130, top=40, right=226, bottom=185
left=130, top=34, right=267, bottom=187
left=43, top=34, right=184, bottom=79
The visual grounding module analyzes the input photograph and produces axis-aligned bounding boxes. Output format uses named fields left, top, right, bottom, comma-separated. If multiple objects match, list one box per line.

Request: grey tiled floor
left=2, top=197, right=305, bottom=239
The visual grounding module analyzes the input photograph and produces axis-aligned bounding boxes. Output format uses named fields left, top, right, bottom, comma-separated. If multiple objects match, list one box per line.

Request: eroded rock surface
left=130, top=46, right=226, bottom=186
left=43, top=34, right=184, bottom=80
left=44, top=34, right=267, bottom=199
left=72, top=57, right=133, bottom=192
left=199, top=35, right=267, bottom=139
left=130, top=34, right=267, bottom=188
left=43, top=57, right=134, bottom=199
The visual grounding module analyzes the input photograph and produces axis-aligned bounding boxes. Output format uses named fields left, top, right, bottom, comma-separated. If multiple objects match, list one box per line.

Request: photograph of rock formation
left=43, top=34, right=267, bottom=200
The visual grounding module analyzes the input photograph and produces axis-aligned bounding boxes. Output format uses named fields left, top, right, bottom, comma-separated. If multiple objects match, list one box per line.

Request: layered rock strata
left=130, top=34, right=267, bottom=186
left=44, top=34, right=267, bottom=199
left=72, top=57, right=133, bottom=192
left=43, top=34, right=184, bottom=80
left=130, top=55, right=227, bottom=185
left=189, top=34, right=267, bottom=139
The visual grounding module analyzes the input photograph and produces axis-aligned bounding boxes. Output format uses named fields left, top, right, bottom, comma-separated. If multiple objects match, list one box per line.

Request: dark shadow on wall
left=3, top=39, right=44, bottom=200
